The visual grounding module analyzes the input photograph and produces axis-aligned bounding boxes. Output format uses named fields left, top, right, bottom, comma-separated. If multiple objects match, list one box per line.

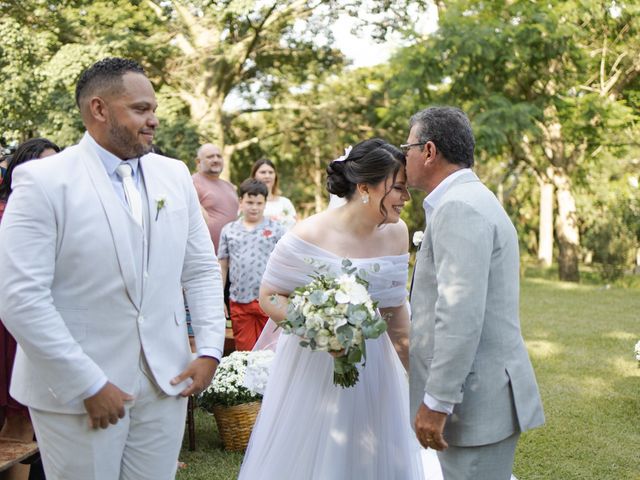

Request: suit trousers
left=437, top=431, right=520, bottom=480
left=30, top=362, right=188, bottom=480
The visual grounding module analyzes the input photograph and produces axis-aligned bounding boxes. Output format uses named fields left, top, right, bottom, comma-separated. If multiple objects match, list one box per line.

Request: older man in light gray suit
left=0, top=58, right=225, bottom=479
left=405, top=107, right=544, bottom=479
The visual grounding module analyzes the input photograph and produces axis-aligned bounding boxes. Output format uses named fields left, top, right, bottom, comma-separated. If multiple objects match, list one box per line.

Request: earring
left=361, top=194, right=369, bottom=204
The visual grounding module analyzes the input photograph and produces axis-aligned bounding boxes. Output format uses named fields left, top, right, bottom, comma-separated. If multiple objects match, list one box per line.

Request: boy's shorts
left=229, top=299, right=269, bottom=351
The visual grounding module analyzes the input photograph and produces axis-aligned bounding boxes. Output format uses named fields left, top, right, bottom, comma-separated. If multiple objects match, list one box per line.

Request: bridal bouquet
left=280, top=259, right=388, bottom=388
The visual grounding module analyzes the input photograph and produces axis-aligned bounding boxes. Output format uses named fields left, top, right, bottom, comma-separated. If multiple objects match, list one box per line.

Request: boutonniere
left=155, top=194, right=167, bottom=221
left=412, top=231, right=424, bottom=247
left=262, top=229, right=273, bottom=238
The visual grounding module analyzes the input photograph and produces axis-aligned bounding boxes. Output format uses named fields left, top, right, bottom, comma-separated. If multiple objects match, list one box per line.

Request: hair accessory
left=333, top=145, right=353, bottom=163
left=361, top=193, right=369, bottom=204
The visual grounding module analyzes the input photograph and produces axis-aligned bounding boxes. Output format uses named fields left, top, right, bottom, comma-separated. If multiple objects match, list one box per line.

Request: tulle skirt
left=238, top=331, right=426, bottom=480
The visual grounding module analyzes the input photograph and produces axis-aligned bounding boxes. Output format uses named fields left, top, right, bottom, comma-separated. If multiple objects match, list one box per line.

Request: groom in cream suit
left=406, top=107, right=544, bottom=479
left=0, top=58, right=225, bottom=479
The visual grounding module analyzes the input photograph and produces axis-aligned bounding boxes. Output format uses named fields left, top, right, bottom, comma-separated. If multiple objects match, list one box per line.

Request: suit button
left=138, top=315, right=144, bottom=324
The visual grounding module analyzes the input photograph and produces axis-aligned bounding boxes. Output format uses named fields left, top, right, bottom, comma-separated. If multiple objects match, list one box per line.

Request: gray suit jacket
left=0, top=134, right=226, bottom=413
left=409, top=171, right=544, bottom=447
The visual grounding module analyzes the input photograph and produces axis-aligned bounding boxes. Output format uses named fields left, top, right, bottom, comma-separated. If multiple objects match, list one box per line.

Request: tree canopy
left=1, top=0, right=638, bottom=280
left=379, top=0, right=640, bottom=280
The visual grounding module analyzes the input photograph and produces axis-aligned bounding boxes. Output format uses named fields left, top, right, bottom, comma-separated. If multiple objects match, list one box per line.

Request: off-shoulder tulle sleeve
left=261, top=233, right=409, bottom=307
left=366, top=255, right=409, bottom=308
left=260, top=233, right=318, bottom=293
left=254, top=233, right=408, bottom=352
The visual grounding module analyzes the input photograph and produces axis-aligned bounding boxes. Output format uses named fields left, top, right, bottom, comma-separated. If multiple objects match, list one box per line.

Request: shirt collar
left=240, top=217, right=269, bottom=231
left=423, top=168, right=471, bottom=221
left=84, top=132, right=139, bottom=177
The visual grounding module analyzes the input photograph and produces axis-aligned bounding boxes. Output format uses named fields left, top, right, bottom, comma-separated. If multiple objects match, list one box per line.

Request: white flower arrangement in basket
left=243, top=350, right=275, bottom=395
left=198, top=350, right=275, bottom=410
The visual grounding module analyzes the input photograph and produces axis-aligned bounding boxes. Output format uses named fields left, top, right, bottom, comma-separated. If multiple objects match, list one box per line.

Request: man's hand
left=414, top=402, right=449, bottom=451
left=83, top=382, right=134, bottom=429
left=171, top=356, right=219, bottom=397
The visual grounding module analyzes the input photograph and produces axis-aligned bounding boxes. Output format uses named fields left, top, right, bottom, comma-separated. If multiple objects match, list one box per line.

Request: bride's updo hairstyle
left=326, top=138, right=406, bottom=222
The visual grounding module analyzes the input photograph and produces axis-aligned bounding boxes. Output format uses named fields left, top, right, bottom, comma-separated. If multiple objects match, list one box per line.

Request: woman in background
left=0, top=157, right=8, bottom=183
left=251, top=158, right=297, bottom=230
left=0, top=137, right=59, bottom=480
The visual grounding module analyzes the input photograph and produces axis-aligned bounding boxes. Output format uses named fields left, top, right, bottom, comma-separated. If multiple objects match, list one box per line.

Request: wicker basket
left=211, top=401, right=261, bottom=451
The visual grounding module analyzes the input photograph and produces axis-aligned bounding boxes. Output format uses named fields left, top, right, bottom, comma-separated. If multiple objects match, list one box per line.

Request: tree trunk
left=536, top=102, right=581, bottom=282
left=552, top=169, right=580, bottom=281
left=538, top=180, right=554, bottom=267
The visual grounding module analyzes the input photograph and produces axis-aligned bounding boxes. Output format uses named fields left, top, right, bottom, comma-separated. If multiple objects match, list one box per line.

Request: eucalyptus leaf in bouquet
left=280, top=258, right=388, bottom=388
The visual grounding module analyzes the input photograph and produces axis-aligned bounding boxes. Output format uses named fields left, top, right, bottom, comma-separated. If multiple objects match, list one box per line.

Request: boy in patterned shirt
left=218, top=179, right=285, bottom=350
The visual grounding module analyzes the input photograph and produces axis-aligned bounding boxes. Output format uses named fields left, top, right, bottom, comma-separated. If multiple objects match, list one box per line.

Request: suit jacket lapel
left=79, top=136, right=141, bottom=309
left=139, top=154, right=163, bottom=281
left=411, top=171, right=479, bottom=301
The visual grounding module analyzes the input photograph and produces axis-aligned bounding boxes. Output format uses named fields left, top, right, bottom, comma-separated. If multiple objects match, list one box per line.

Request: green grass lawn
left=176, top=409, right=243, bottom=480
left=514, top=276, right=640, bottom=480
left=177, top=274, right=640, bottom=480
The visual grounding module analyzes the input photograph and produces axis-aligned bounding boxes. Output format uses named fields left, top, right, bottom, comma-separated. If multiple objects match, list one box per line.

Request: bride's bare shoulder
left=380, top=219, right=409, bottom=256
left=290, top=211, right=333, bottom=244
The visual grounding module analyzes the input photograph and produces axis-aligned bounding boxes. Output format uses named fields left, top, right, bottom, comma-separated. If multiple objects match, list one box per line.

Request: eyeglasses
left=399, top=142, right=426, bottom=154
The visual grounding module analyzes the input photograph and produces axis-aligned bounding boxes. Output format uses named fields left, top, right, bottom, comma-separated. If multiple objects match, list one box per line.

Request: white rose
left=316, top=329, right=330, bottom=348
left=334, top=275, right=369, bottom=305
left=334, top=290, right=350, bottom=304
left=337, top=273, right=357, bottom=289
left=335, top=274, right=357, bottom=303
left=413, top=231, right=424, bottom=246
left=290, top=295, right=304, bottom=309
left=306, top=314, right=322, bottom=330
left=348, top=282, right=369, bottom=305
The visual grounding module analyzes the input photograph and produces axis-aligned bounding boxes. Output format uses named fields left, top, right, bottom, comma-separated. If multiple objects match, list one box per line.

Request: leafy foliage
left=1, top=0, right=639, bottom=280
left=380, top=0, right=640, bottom=279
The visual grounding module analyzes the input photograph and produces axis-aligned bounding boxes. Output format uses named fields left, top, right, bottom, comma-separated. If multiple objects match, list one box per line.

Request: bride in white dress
left=238, top=139, right=440, bottom=479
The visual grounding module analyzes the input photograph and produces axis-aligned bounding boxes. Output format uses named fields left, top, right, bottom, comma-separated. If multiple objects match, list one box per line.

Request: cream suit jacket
left=0, top=134, right=225, bottom=413
left=409, top=170, right=544, bottom=446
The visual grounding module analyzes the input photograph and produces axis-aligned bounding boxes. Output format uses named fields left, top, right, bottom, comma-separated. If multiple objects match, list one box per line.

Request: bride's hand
left=381, top=304, right=410, bottom=371
left=329, top=349, right=346, bottom=358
